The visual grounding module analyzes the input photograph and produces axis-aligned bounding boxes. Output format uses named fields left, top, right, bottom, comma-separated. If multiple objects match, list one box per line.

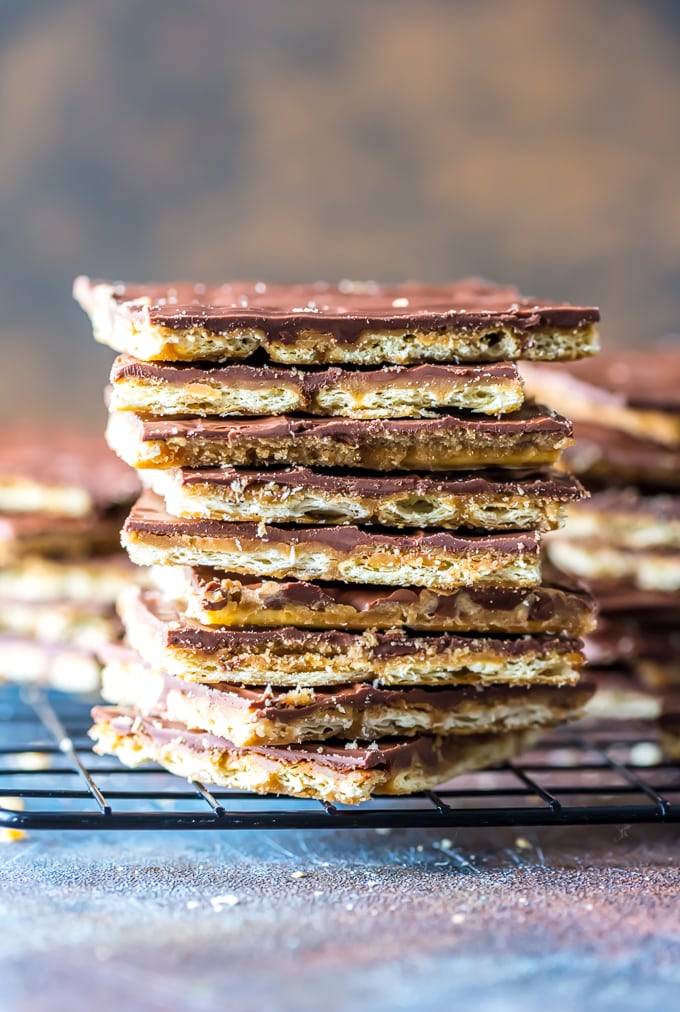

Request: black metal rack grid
left=1, top=686, right=678, bottom=831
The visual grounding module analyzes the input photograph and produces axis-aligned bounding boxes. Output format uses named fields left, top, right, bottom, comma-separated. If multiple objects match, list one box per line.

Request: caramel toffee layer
left=149, top=465, right=585, bottom=531
left=123, top=491, right=543, bottom=590
left=522, top=347, right=680, bottom=447
left=107, top=403, right=572, bottom=471
left=0, top=427, right=140, bottom=517
left=101, top=646, right=594, bottom=746
left=119, top=586, right=584, bottom=686
left=109, top=355, right=524, bottom=418
left=76, top=275, right=599, bottom=365
left=89, top=706, right=539, bottom=804
left=157, top=563, right=595, bottom=635
left=563, top=423, right=680, bottom=489
left=0, top=508, right=127, bottom=564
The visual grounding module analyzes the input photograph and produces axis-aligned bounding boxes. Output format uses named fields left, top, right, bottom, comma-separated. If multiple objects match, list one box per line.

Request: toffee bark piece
left=101, top=646, right=594, bottom=747
left=117, top=586, right=584, bottom=688
left=0, top=597, right=121, bottom=649
left=521, top=347, right=680, bottom=447
left=584, top=611, right=680, bottom=668
left=0, top=509, right=127, bottom=565
left=123, top=492, right=543, bottom=590
left=586, top=579, right=680, bottom=614
left=147, top=465, right=585, bottom=531
left=0, top=634, right=102, bottom=694
left=107, top=403, right=572, bottom=472
left=0, top=428, right=140, bottom=517
left=89, top=706, right=541, bottom=805
left=560, top=489, right=680, bottom=548
left=563, top=423, right=680, bottom=490
left=582, top=670, right=664, bottom=723
left=153, top=563, right=595, bottom=635
left=75, top=276, right=599, bottom=366
left=548, top=538, right=680, bottom=592
left=0, top=555, right=138, bottom=604
left=109, top=356, right=524, bottom=419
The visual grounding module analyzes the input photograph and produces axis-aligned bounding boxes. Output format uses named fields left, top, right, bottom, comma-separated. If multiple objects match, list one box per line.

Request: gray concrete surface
left=1, top=824, right=678, bottom=1012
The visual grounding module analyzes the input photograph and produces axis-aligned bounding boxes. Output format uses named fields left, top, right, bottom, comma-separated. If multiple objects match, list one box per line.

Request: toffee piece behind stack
left=523, top=345, right=680, bottom=727
left=0, top=430, right=139, bottom=692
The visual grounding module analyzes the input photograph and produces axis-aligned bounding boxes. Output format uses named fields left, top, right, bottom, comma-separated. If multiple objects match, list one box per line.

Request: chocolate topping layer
left=111, top=354, right=519, bottom=390
left=186, top=562, right=590, bottom=623
left=79, top=277, right=599, bottom=344
left=127, top=587, right=581, bottom=661
left=103, top=644, right=592, bottom=725
left=125, top=490, right=542, bottom=556
left=175, top=465, right=585, bottom=501
left=0, top=428, right=140, bottom=510
left=137, top=402, right=571, bottom=444
left=92, top=704, right=506, bottom=773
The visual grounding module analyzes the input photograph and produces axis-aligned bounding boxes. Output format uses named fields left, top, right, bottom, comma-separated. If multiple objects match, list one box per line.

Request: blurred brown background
left=1, top=0, right=679, bottom=424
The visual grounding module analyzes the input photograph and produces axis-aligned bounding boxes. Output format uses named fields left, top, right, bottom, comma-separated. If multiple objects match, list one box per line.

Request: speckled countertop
left=1, top=824, right=678, bottom=1012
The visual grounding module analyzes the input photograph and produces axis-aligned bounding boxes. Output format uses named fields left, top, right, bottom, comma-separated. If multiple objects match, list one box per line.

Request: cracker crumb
left=439, top=838, right=452, bottom=850
left=515, top=836, right=532, bottom=850
left=210, top=894, right=240, bottom=909
left=451, top=913, right=466, bottom=924
left=291, top=870, right=306, bottom=879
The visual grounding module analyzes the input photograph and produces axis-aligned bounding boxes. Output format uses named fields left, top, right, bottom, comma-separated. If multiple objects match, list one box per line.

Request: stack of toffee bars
left=0, top=431, right=138, bottom=692
left=523, top=347, right=680, bottom=753
left=75, top=277, right=598, bottom=804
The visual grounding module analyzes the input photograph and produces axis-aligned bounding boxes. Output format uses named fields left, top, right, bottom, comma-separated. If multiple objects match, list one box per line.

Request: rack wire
left=0, top=685, right=678, bottom=831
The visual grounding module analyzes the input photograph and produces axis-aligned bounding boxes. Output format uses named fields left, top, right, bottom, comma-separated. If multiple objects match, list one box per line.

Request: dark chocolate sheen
left=175, top=465, right=585, bottom=501
left=84, top=277, right=599, bottom=344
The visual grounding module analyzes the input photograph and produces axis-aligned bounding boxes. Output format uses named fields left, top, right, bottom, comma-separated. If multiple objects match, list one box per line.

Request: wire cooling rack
left=0, top=685, right=678, bottom=831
